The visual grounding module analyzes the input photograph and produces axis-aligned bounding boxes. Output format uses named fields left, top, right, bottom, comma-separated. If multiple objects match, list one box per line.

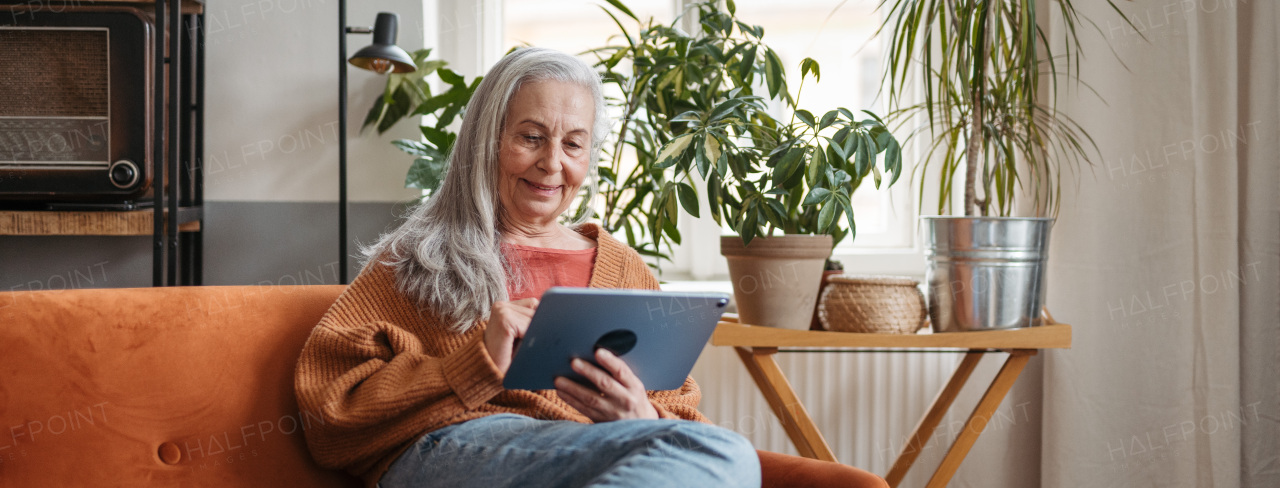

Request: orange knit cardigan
left=294, top=223, right=709, bottom=487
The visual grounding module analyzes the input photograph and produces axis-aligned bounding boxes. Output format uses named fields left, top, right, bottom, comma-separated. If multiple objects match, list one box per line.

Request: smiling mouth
left=522, top=179, right=561, bottom=192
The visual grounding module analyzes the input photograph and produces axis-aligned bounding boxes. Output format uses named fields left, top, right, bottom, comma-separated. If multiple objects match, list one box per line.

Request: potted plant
left=877, top=1, right=1133, bottom=331
left=596, top=0, right=904, bottom=329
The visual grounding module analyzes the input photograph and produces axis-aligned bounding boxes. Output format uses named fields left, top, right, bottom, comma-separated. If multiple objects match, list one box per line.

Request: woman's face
left=497, top=80, right=594, bottom=231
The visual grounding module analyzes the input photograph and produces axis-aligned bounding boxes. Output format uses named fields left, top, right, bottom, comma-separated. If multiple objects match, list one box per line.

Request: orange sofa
left=0, top=285, right=886, bottom=487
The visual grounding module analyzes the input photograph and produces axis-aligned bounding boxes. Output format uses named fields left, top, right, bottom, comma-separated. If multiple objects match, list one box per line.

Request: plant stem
left=964, top=3, right=990, bottom=217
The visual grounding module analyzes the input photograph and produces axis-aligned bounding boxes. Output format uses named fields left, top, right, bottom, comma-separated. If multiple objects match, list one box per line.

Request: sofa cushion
left=0, top=285, right=358, bottom=486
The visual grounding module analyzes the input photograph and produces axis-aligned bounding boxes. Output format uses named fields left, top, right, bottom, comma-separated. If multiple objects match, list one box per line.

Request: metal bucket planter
left=922, top=217, right=1053, bottom=332
left=721, top=235, right=832, bottom=330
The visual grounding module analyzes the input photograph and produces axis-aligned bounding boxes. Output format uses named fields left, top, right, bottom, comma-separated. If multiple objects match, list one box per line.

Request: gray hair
left=361, top=47, right=609, bottom=331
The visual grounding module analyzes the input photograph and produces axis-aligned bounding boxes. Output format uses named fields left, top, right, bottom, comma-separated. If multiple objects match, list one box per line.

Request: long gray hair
left=361, top=47, right=610, bottom=331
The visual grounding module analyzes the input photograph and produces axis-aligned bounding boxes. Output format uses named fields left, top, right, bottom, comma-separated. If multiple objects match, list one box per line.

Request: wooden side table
left=711, top=318, right=1071, bottom=488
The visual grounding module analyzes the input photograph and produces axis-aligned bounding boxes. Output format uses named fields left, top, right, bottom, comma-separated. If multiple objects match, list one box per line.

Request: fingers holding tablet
left=555, top=350, right=658, bottom=422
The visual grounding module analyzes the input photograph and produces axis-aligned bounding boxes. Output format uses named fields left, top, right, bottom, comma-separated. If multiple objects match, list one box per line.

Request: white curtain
left=1039, top=0, right=1279, bottom=486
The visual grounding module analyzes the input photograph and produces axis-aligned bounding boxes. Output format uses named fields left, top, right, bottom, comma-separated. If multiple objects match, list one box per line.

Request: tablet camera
left=717, top=298, right=728, bottom=308
left=594, top=329, right=638, bottom=356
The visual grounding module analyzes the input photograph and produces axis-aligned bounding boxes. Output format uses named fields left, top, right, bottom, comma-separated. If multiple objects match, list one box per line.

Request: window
left=442, top=0, right=923, bottom=279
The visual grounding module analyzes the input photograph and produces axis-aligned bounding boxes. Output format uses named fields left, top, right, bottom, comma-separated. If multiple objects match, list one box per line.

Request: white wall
left=202, top=0, right=426, bottom=203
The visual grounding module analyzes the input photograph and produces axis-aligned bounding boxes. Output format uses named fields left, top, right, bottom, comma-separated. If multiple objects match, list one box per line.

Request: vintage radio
left=0, top=4, right=155, bottom=204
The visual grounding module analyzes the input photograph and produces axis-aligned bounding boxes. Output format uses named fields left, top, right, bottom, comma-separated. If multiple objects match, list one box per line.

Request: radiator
left=690, top=344, right=961, bottom=485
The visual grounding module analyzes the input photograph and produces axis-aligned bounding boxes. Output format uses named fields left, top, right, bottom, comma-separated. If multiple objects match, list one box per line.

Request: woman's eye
left=522, top=135, right=541, bottom=143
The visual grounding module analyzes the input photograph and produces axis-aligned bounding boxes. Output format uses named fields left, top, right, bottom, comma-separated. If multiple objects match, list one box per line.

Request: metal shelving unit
left=0, top=0, right=205, bottom=286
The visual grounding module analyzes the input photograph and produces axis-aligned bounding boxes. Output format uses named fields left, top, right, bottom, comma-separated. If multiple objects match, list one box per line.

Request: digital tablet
left=502, top=287, right=731, bottom=391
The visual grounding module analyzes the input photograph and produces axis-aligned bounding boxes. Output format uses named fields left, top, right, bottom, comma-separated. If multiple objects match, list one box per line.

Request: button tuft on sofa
left=159, top=442, right=182, bottom=465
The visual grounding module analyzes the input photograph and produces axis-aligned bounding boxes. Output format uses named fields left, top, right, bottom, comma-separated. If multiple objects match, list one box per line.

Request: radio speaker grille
left=0, top=29, right=109, bottom=118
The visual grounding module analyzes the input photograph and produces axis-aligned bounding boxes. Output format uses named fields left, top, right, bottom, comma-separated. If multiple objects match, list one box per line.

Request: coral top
left=503, top=243, right=597, bottom=300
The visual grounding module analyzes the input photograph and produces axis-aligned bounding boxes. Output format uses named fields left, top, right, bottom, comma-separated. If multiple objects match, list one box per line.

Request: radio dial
left=108, top=160, right=140, bottom=189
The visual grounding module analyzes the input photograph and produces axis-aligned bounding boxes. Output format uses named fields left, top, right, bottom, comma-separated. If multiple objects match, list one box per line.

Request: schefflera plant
left=648, top=58, right=904, bottom=247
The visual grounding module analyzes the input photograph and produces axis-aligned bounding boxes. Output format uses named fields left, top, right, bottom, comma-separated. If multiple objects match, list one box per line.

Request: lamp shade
left=348, top=12, right=416, bottom=74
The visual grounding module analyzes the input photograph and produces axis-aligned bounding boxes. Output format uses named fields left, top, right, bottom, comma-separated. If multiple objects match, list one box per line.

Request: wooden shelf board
left=0, top=209, right=201, bottom=236
left=83, top=0, right=205, bottom=14
left=712, top=322, right=1072, bottom=350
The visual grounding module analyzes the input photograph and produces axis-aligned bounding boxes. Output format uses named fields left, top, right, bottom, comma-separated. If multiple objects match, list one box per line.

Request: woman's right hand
left=484, top=298, right=539, bottom=375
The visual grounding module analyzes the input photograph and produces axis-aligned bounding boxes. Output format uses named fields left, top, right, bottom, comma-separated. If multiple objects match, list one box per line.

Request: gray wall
left=1, top=0, right=426, bottom=290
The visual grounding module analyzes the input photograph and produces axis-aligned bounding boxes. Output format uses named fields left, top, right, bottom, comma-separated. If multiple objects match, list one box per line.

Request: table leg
left=924, top=349, right=1036, bottom=488
left=885, top=351, right=985, bottom=487
left=734, top=346, right=837, bottom=462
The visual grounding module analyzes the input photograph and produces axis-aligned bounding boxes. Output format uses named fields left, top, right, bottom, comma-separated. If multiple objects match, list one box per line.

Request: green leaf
left=807, top=146, right=827, bottom=186
left=603, top=0, right=638, bottom=21
left=760, top=199, right=784, bottom=229
left=671, top=110, right=703, bottom=124
left=772, top=147, right=804, bottom=188
left=817, top=199, right=838, bottom=232
left=740, top=205, right=759, bottom=246
left=802, top=187, right=831, bottom=206
left=726, top=0, right=736, bottom=15
left=859, top=109, right=886, bottom=125
left=835, top=192, right=856, bottom=238
left=375, top=89, right=413, bottom=134
left=676, top=181, right=700, bottom=218
left=854, top=136, right=870, bottom=176
left=795, top=109, right=816, bottom=128
left=392, top=139, right=438, bottom=158
left=831, top=226, right=848, bottom=246
left=693, top=134, right=708, bottom=175
left=663, top=217, right=682, bottom=245
left=665, top=183, right=680, bottom=222
left=405, top=157, right=448, bottom=192
left=819, top=110, right=839, bottom=130
left=653, top=134, right=694, bottom=169
left=702, top=136, right=721, bottom=177
left=362, top=96, right=387, bottom=133
left=437, top=67, right=464, bottom=86
left=740, top=44, right=759, bottom=79
left=708, top=98, right=745, bottom=122
left=420, top=126, right=451, bottom=148
left=886, top=138, right=903, bottom=185
left=800, top=57, right=821, bottom=82
left=764, top=48, right=784, bottom=99
left=707, top=172, right=722, bottom=225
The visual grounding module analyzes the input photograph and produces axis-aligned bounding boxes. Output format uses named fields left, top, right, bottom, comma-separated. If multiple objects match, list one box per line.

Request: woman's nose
left=537, top=143, right=564, bottom=173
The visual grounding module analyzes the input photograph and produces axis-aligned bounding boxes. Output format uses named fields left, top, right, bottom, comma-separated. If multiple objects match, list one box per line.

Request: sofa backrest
left=0, top=285, right=360, bottom=487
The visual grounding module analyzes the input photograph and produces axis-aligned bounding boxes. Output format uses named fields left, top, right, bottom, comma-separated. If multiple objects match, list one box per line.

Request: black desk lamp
left=339, top=3, right=416, bottom=283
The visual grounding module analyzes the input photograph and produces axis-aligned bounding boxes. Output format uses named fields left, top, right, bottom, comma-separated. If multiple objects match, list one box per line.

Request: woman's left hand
left=555, top=349, right=659, bottom=422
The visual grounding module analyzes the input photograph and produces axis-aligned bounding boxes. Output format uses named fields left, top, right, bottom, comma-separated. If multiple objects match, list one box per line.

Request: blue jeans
left=379, top=414, right=761, bottom=488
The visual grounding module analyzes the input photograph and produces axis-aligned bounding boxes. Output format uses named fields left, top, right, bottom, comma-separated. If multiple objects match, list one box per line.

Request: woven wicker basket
left=818, top=275, right=928, bottom=334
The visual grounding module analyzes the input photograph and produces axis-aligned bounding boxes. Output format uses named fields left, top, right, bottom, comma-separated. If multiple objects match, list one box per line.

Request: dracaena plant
left=877, top=0, right=1135, bottom=216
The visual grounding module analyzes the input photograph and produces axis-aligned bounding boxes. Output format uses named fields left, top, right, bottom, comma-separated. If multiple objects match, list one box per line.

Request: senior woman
left=296, top=47, right=887, bottom=488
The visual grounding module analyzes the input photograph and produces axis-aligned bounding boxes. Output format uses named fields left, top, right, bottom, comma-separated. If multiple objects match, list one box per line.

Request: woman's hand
left=555, top=349, right=659, bottom=422
left=485, top=298, right=539, bottom=375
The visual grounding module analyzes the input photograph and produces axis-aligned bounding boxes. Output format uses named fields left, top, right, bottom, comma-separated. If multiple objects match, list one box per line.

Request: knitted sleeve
left=293, top=264, right=502, bottom=472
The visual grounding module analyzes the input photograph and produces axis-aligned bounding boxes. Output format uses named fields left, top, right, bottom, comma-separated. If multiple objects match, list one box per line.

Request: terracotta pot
left=720, top=235, right=833, bottom=330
